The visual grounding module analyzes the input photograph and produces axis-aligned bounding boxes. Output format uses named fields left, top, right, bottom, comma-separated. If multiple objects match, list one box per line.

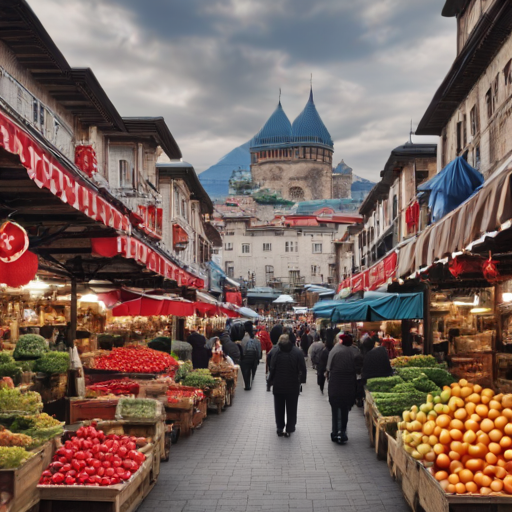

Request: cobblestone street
left=140, top=365, right=410, bottom=512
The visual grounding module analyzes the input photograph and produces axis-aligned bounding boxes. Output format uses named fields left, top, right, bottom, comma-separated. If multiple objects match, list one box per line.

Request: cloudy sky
left=30, top=0, right=455, bottom=181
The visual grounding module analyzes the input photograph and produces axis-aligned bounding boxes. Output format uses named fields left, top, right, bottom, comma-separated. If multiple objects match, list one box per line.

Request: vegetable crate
left=38, top=450, right=155, bottom=512
left=68, top=398, right=119, bottom=424
left=192, top=400, right=207, bottom=429
left=364, top=389, right=400, bottom=461
left=0, top=437, right=56, bottom=512
left=387, top=434, right=512, bottom=512
left=207, top=380, right=227, bottom=415
left=164, top=406, right=194, bottom=437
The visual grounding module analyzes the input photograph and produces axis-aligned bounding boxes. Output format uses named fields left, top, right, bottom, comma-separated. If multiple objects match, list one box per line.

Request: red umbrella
left=112, top=296, right=195, bottom=317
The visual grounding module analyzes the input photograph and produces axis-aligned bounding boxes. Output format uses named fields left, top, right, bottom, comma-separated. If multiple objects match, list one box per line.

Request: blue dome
left=292, top=90, right=333, bottom=148
left=251, top=101, right=292, bottom=149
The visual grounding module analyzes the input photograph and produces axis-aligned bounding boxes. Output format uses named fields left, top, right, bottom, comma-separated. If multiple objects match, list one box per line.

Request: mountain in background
left=198, top=141, right=375, bottom=201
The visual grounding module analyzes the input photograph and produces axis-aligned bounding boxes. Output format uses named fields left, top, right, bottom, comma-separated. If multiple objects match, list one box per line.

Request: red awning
left=112, top=296, right=195, bottom=317
left=91, top=237, right=204, bottom=289
left=338, top=251, right=398, bottom=293
left=0, top=110, right=131, bottom=233
left=225, top=291, right=242, bottom=306
left=194, top=302, right=219, bottom=316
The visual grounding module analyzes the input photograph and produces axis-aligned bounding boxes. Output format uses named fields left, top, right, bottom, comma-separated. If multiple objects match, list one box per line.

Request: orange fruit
left=451, top=386, right=461, bottom=397
left=454, top=408, right=468, bottom=421
left=489, top=400, right=502, bottom=411
left=463, top=430, right=476, bottom=444
left=467, top=393, right=481, bottom=404
left=450, top=429, right=463, bottom=441
left=436, top=453, right=450, bottom=469
left=488, top=409, right=501, bottom=421
left=439, top=429, right=452, bottom=445
left=464, top=419, right=479, bottom=433
left=502, top=408, right=512, bottom=420
left=489, top=429, right=504, bottom=442
left=486, top=452, right=498, bottom=465
left=500, top=436, right=512, bottom=449
left=450, top=419, right=464, bottom=430
left=481, top=474, right=493, bottom=487
left=481, top=396, right=491, bottom=405
left=465, top=459, right=484, bottom=472
left=460, top=387, right=473, bottom=398
left=505, top=449, right=512, bottom=460
left=494, top=416, right=508, bottom=430
left=455, top=482, right=467, bottom=494
left=476, top=404, right=489, bottom=418
left=491, top=479, right=504, bottom=492
left=450, top=460, right=463, bottom=473
left=448, top=473, right=460, bottom=484
left=468, top=443, right=488, bottom=458
left=465, top=402, right=477, bottom=414
left=434, top=443, right=447, bottom=455
left=489, top=442, right=502, bottom=455
left=477, top=432, right=491, bottom=445
left=447, top=484, right=456, bottom=494
left=449, top=450, right=461, bottom=461
left=437, top=414, right=451, bottom=428
left=495, top=466, right=507, bottom=479
left=465, top=481, right=478, bottom=493
left=481, top=388, right=495, bottom=399
left=480, top=487, right=492, bottom=495
left=435, top=470, right=449, bottom=481
left=504, top=423, right=512, bottom=436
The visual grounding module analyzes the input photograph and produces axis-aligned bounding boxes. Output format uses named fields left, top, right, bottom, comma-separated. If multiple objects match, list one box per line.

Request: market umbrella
left=273, top=294, right=295, bottom=304
left=112, top=296, right=195, bottom=317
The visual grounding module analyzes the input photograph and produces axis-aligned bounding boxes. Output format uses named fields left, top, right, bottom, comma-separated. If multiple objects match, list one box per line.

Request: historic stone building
left=249, top=90, right=336, bottom=202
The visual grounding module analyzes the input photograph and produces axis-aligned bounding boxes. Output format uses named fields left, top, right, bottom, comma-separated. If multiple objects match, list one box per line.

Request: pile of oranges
left=398, top=378, right=512, bottom=495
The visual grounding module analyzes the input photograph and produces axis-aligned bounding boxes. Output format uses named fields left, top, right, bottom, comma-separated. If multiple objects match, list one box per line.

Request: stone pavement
left=139, top=364, right=410, bottom=512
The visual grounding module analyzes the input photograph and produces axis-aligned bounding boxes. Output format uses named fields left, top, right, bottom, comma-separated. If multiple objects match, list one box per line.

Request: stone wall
left=332, top=173, right=352, bottom=199
left=251, top=159, right=333, bottom=201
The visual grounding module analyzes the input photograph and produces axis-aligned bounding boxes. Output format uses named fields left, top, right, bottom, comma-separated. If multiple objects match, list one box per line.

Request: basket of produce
left=115, top=398, right=163, bottom=423
left=13, top=334, right=48, bottom=361
left=181, top=369, right=217, bottom=391
left=87, top=346, right=179, bottom=376
left=86, top=378, right=140, bottom=398
left=391, top=355, right=440, bottom=368
left=0, top=387, right=43, bottom=418
left=174, top=360, right=193, bottom=383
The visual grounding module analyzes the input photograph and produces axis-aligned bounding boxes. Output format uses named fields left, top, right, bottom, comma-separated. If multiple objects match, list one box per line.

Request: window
left=225, top=262, right=234, bottom=278
left=225, top=231, right=234, bottom=236
left=329, top=264, right=336, bottom=277
left=285, top=241, right=298, bottom=252
left=486, top=88, right=492, bottom=118
left=463, top=114, right=467, bottom=147
left=504, top=59, right=512, bottom=85
left=181, top=199, right=188, bottom=220
left=224, top=242, right=233, bottom=251
left=289, top=187, right=305, bottom=201
left=311, top=265, right=319, bottom=276
left=475, top=145, right=481, bottom=169
left=312, top=243, right=322, bottom=254
left=470, top=105, right=479, bottom=136
left=392, top=195, right=398, bottom=219
left=119, top=160, right=133, bottom=188
left=265, top=265, right=274, bottom=283
left=263, top=243, right=272, bottom=252
left=456, top=121, right=462, bottom=154
left=241, top=243, right=251, bottom=254
left=289, top=270, right=300, bottom=283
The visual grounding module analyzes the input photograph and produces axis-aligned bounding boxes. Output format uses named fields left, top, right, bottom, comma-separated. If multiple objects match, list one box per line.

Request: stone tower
left=332, top=159, right=353, bottom=199
left=250, top=90, right=334, bottom=202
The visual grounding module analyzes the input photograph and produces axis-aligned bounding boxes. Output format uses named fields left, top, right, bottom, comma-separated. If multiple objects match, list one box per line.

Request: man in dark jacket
left=187, top=330, right=211, bottom=369
left=269, top=334, right=307, bottom=437
left=361, top=336, right=393, bottom=383
left=218, top=330, right=241, bottom=365
left=327, top=333, right=362, bottom=444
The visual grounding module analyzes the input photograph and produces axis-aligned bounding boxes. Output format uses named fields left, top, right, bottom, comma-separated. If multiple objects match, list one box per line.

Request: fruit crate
left=387, top=434, right=512, bottom=511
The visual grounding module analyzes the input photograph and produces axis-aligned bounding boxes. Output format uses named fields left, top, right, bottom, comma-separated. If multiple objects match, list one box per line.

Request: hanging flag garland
left=0, top=221, right=29, bottom=263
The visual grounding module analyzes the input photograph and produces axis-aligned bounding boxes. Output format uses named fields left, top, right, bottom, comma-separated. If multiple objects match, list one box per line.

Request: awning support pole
left=68, top=278, right=77, bottom=347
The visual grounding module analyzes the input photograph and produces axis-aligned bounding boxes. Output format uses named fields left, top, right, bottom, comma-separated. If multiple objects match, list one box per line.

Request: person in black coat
left=327, top=333, right=363, bottom=445
left=316, top=330, right=335, bottom=394
left=187, top=330, right=212, bottom=369
left=361, top=336, right=393, bottom=383
left=268, top=334, right=307, bottom=437
left=218, top=330, right=241, bottom=365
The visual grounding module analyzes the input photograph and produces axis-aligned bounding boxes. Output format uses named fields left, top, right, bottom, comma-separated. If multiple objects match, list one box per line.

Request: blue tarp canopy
left=417, top=156, right=483, bottom=223
left=329, top=293, right=424, bottom=323
left=312, top=292, right=388, bottom=318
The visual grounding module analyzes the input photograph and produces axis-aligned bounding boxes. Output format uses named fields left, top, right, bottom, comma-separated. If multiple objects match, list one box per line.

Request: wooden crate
left=0, top=438, right=56, bottom=512
left=165, top=407, right=193, bottom=437
left=364, top=389, right=400, bottom=460
left=38, top=450, right=155, bottom=512
left=68, top=398, right=118, bottom=424
left=387, top=434, right=512, bottom=512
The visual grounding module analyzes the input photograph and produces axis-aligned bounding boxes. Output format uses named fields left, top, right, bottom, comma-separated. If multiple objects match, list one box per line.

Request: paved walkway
left=140, top=365, right=410, bottom=512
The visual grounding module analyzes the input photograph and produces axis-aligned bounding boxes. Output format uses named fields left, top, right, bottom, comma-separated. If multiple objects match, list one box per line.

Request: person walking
left=300, top=329, right=312, bottom=359
left=187, top=329, right=212, bottom=369
left=327, top=333, right=362, bottom=444
left=308, top=336, right=324, bottom=370
left=218, top=329, right=242, bottom=365
left=240, top=322, right=261, bottom=390
left=268, top=334, right=307, bottom=437
left=316, top=328, right=335, bottom=394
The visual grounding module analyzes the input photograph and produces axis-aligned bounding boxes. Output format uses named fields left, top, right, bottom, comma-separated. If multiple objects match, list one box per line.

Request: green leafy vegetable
left=366, top=376, right=403, bottom=393
left=182, top=371, right=217, bottom=389
left=391, top=355, right=438, bottom=368
left=33, top=352, right=69, bottom=375
left=0, top=446, right=32, bottom=468
left=117, top=398, right=158, bottom=420
left=395, top=367, right=455, bottom=387
left=13, top=335, right=48, bottom=360
left=0, top=363, right=22, bottom=382
left=0, top=387, right=43, bottom=414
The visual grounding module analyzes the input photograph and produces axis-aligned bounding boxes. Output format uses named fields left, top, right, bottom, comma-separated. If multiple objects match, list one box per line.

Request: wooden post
left=423, top=284, right=433, bottom=355
left=68, top=278, right=77, bottom=347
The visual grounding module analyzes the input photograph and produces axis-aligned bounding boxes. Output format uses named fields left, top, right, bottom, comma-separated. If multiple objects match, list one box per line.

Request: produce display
left=92, top=346, right=178, bottom=374
left=86, top=379, right=140, bottom=397
left=34, top=352, right=70, bottom=375
left=391, top=355, right=439, bottom=368
left=0, top=387, right=43, bottom=415
left=174, top=361, right=193, bottom=383
left=366, top=376, right=404, bottom=393
left=0, top=353, right=36, bottom=383
left=9, top=413, right=64, bottom=444
left=38, top=424, right=147, bottom=486
left=13, top=335, right=48, bottom=360
left=116, top=398, right=159, bottom=420
left=0, top=446, right=33, bottom=469
left=398, top=379, right=512, bottom=495
left=0, top=427, right=32, bottom=447
left=396, top=367, right=456, bottom=387
left=166, top=387, right=204, bottom=405
left=181, top=369, right=217, bottom=389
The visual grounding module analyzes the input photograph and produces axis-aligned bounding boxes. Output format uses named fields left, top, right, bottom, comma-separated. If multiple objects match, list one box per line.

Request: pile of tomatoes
left=39, top=424, right=146, bottom=486
left=93, top=346, right=178, bottom=374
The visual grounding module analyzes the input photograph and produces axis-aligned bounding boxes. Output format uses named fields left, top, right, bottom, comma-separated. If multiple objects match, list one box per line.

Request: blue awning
left=330, top=292, right=424, bottom=323
left=417, top=156, right=483, bottom=223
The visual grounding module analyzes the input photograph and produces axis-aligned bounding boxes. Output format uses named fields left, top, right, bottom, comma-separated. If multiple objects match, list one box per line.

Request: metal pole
left=68, top=278, right=77, bottom=347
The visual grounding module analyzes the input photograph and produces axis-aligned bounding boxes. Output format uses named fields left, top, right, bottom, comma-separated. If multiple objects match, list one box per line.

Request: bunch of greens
left=34, top=352, right=69, bottom=375
left=410, top=375, right=441, bottom=394
left=395, top=367, right=455, bottom=387
left=372, top=390, right=428, bottom=417
left=391, top=355, right=438, bottom=368
left=182, top=371, right=217, bottom=389
left=0, top=352, right=13, bottom=365
left=0, top=387, right=43, bottom=415
left=0, top=362, right=22, bottom=382
left=366, top=376, right=404, bottom=393
left=13, top=334, right=48, bottom=360
left=0, top=446, right=32, bottom=468
left=117, top=398, right=158, bottom=420
left=10, top=413, right=64, bottom=446
left=174, top=360, right=193, bottom=383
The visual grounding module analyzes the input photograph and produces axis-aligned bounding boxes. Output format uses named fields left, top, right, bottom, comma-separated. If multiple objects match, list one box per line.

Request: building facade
left=417, top=0, right=512, bottom=180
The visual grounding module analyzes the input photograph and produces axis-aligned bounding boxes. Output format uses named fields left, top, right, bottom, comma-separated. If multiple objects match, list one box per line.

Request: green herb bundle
left=117, top=398, right=158, bottom=420
left=0, top=446, right=32, bottom=468
left=34, top=352, right=69, bottom=375
left=13, top=334, right=48, bottom=360
left=0, top=388, right=43, bottom=415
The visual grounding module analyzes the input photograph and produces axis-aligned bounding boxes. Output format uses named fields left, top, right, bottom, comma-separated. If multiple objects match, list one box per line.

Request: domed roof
left=251, top=101, right=292, bottom=148
left=292, top=89, right=333, bottom=148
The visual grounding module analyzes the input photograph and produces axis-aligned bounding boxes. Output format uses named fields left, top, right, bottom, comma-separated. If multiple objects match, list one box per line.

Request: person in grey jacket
left=239, top=322, right=262, bottom=390
left=268, top=334, right=307, bottom=437
left=308, top=338, right=325, bottom=370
